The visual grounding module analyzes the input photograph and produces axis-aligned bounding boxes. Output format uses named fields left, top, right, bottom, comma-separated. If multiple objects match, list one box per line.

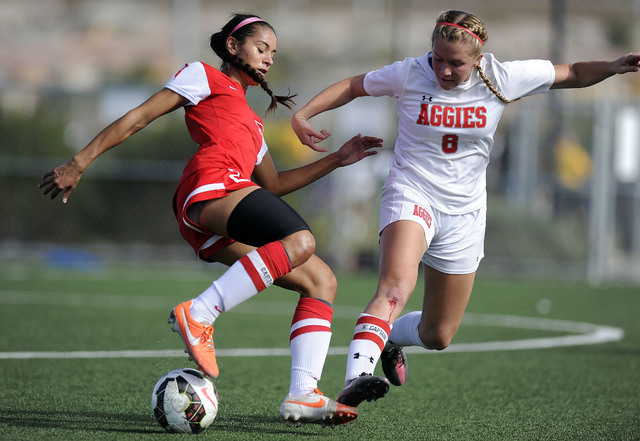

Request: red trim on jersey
left=173, top=63, right=189, bottom=79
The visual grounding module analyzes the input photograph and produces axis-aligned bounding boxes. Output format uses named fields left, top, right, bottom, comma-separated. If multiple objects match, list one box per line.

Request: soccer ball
left=151, top=368, right=219, bottom=433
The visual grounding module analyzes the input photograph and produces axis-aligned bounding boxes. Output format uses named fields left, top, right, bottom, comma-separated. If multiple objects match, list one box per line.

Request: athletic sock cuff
left=289, top=297, right=333, bottom=342
left=257, top=240, right=292, bottom=279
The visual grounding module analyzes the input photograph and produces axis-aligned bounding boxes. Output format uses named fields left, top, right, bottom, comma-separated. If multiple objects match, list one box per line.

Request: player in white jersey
left=291, top=10, right=640, bottom=406
left=39, top=13, right=383, bottom=427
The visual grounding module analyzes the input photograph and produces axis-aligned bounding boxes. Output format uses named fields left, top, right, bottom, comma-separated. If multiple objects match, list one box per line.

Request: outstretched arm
left=252, top=134, right=382, bottom=196
left=291, top=74, right=369, bottom=152
left=551, top=52, right=640, bottom=89
left=39, top=88, right=188, bottom=203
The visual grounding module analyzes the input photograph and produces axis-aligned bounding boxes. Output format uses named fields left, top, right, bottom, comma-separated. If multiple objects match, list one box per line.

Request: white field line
left=0, top=290, right=624, bottom=360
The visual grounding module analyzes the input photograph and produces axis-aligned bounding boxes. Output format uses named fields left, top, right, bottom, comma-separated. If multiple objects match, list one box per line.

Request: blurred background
left=2, top=0, right=640, bottom=284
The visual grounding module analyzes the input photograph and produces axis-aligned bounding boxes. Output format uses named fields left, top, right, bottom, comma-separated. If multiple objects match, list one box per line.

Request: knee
left=282, top=230, right=316, bottom=268
left=418, top=325, right=456, bottom=351
left=277, top=258, right=337, bottom=304
left=376, top=278, right=415, bottom=309
left=304, top=266, right=337, bottom=303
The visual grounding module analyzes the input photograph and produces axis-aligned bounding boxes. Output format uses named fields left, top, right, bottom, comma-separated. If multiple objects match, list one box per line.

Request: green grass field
left=0, top=260, right=638, bottom=440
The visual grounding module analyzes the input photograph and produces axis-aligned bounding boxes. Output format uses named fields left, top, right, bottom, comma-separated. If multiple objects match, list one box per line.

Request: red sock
left=239, top=240, right=292, bottom=291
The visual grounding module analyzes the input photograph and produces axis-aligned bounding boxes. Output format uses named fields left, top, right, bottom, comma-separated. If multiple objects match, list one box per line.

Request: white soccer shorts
left=379, top=183, right=485, bottom=274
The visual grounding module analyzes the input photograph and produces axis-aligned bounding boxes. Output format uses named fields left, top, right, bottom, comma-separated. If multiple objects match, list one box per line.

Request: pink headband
left=228, top=17, right=265, bottom=39
left=436, top=22, right=484, bottom=46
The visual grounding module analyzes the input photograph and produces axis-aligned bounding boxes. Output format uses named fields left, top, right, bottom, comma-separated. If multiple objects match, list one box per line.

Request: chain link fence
left=2, top=0, right=640, bottom=284
left=2, top=90, right=639, bottom=284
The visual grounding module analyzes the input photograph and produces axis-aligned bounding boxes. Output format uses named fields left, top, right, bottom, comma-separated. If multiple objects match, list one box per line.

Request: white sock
left=189, top=259, right=259, bottom=324
left=287, top=298, right=333, bottom=397
left=387, top=311, right=431, bottom=349
left=344, top=314, right=390, bottom=385
left=189, top=242, right=292, bottom=325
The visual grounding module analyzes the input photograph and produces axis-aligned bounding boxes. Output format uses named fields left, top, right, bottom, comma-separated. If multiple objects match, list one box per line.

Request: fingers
left=39, top=169, right=72, bottom=202
left=308, top=143, right=329, bottom=153
left=40, top=170, right=55, bottom=181
left=50, top=187, right=62, bottom=200
left=292, top=115, right=332, bottom=151
left=362, top=136, right=383, bottom=145
left=306, top=130, right=331, bottom=152
left=62, top=189, right=72, bottom=204
left=38, top=171, right=55, bottom=190
left=360, top=136, right=384, bottom=150
left=309, top=129, right=331, bottom=148
left=38, top=174, right=57, bottom=196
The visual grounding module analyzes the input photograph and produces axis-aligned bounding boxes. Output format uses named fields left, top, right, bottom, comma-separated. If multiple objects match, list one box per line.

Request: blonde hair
left=432, top=10, right=517, bottom=104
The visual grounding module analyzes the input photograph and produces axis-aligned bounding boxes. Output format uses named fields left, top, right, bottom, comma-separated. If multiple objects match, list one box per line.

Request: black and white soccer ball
left=151, top=368, right=219, bottom=433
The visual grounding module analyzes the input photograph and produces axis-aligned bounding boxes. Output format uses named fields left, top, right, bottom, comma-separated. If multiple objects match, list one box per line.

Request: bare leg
left=363, top=220, right=428, bottom=321
left=340, top=220, right=426, bottom=393
left=212, top=242, right=337, bottom=304
left=418, top=266, right=475, bottom=349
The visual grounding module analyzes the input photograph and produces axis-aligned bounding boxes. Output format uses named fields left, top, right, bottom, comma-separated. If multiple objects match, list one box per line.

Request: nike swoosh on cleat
left=181, top=308, right=202, bottom=346
left=285, top=398, right=326, bottom=408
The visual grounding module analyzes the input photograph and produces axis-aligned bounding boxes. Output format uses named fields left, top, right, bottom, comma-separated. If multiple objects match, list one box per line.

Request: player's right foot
left=380, top=346, right=407, bottom=386
left=169, top=300, right=219, bottom=379
left=336, top=373, right=390, bottom=407
left=280, top=388, right=358, bottom=428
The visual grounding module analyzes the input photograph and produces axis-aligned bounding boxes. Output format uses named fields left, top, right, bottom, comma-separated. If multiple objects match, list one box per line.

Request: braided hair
left=210, top=14, right=297, bottom=114
left=433, top=10, right=518, bottom=104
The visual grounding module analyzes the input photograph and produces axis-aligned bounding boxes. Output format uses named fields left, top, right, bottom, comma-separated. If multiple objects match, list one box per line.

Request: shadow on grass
left=0, top=409, right=158, bottom=435
left=211, top=414, right=333, bottom=436
left=0, top=409, right=334, bottom=437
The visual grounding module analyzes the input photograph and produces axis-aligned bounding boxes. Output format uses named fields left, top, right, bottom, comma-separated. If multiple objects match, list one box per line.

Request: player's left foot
left=380, top=346, right=408, bottom=386
left=336, top=373, right=390, bottom=407
left=168, top=300, right=219, bottom=379
left=279, top=388, right=358, bottom=427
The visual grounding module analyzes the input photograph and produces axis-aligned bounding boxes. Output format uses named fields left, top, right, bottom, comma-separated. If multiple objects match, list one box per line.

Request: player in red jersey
left=39, top=13, right=382, bottom=427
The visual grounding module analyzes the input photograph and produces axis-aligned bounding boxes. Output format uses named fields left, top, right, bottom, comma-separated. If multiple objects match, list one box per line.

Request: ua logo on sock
left=353, top=352, right=375, bottom=364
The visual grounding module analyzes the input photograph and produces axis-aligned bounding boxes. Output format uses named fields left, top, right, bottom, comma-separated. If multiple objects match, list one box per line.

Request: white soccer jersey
left=364, top=53, right=555, bottom=214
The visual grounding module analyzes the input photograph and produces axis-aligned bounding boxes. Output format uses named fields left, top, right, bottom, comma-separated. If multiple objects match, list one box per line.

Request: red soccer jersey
left=166, top=62, right=268, bottom=184
left=165, top=62, right=269, bottom=259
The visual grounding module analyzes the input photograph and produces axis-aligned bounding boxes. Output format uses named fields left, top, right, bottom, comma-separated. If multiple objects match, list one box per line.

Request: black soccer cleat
left=336, top=373, right=390, bottom=407
left=380, top=346, right=408, bottom=386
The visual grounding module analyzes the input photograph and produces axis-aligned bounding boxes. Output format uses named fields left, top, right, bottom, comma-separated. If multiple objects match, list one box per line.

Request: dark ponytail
left=210, top=14, right=296, bottom=114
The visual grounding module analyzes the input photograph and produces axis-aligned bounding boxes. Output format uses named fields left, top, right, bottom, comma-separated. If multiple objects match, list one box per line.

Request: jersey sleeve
left=164, top=62, right=211, bottom=105
left=363, top=58, right=413, bottom=98
left=255, top=137, right=268, bottom=165
left=490, top=58, right=555, bottom=101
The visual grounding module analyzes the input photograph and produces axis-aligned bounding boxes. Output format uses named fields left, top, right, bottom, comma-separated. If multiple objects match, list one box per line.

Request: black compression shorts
left=226, top=188, right=310, bottom=247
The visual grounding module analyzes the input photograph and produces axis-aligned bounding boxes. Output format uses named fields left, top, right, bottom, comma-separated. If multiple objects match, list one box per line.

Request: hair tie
left=436, top=22, right=484, bottom=46
left=228, top=17, right=265, bottom=39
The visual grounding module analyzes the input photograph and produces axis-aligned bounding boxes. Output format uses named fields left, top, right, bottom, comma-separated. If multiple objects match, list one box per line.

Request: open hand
left=612, top=52, right=640, bottom=74
left=336, top=134, right=383, bottom=167
left=38, top=158, right=83, bottom=203
left=291, top=113, right=332, bottom=152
